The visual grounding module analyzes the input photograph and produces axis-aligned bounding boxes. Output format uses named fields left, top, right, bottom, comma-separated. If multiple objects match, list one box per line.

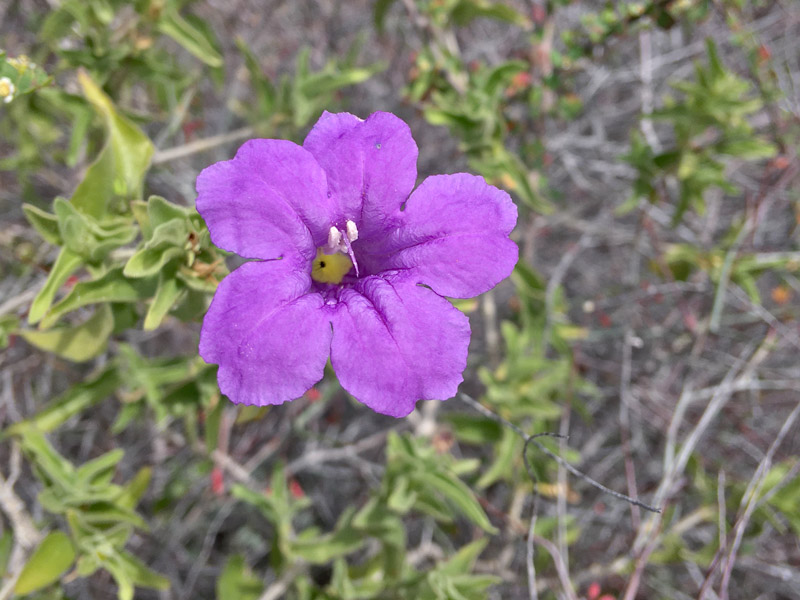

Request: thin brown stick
left=717, top=400, right=800, bottom=599
left=460, top=394, right=661, bottom=513
left=152, top=125, right=256, bottom=165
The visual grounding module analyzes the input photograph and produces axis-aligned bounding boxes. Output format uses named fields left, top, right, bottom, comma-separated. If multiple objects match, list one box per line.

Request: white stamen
left=327, top=226, right=342, bottom=250
left=346, top=220, right=358, bottom=242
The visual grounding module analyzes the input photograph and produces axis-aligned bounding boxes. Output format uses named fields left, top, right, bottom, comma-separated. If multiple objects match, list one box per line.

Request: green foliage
left=156, top=5, right=224, bottom=68
left=4, top=2, right=798, bottom=599
left=236, top=40, right=385, bottom=133
left=623, top=40, right=776, bottom=224
left=216, top=555, right=264, bottom=600
left=6, top=363, right=122, bottom=436
left=0, top=52, right=51, bottom=102
left=663, top=240, right=798, bottom=302
left=383, top=432, right=496, bottom=533
left=20, top=75, right=222, bottom=353
left=5, top=429, right=166, bottom=599
left=375, top=0, right=529, bottom=31
left=13, top=531, right=76, bottom=596
left=19, top=303, right=114, bottom=361
left=38, top=0, right=221, bottom=86
left=113, top=344, right=218, bottom=427
left=761, top=460, right=800, bottom=536
left=562, top=0, right=713, bottom=57
left=419, top=538, right=501, bottom=600
left=25, top=70, right=153, bottom=325
left=1, top=0, right=221, bottom=198
left=410, top=48, right=551, bottom=212
left=74, top=70, right=154, bottom=215
left=423, top=60, right=552, bottom=212
left=226, top=433, right=501, bottom=598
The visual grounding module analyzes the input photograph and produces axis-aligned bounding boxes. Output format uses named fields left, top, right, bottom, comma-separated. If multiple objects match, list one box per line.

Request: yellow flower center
left=0, top=80, right=12, bottom=99
left=311, top=248, right=353, bottom=284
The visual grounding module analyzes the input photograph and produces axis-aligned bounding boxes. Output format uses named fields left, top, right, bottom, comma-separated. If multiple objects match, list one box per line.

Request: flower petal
left=196, top=139, right=335, bottom=263
left=358, top=174, right=518, bottom=298
left=330, top=273, right=470, bottom=417
left=199, top=260, right=331, bottom=406
left=302, top=111, right=362, bottom=157
left=303, top=111, right=418, bottom=238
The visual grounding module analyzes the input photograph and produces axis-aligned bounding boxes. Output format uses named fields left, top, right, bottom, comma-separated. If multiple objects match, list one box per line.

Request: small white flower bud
left=0, top=78, right=15, bottom=104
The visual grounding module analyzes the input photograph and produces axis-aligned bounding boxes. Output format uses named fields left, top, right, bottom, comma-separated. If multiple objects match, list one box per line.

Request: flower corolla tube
left=196, top=111, right=518, bottom=417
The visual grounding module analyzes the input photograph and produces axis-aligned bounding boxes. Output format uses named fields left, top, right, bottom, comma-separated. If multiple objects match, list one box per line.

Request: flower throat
left=311, top=221, right=359, bottom=284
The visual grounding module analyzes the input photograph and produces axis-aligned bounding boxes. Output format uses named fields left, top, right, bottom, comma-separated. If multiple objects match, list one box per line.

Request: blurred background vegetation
left=1, top=0, right=799, bottom=598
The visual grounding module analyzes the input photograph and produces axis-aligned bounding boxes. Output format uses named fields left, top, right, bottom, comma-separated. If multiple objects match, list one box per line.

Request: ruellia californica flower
left=196, top=111, right=517, bottom=417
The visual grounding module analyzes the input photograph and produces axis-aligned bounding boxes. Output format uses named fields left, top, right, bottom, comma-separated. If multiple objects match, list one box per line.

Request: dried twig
left=716, top=400, right=800, bottom=599
left=152, top=126, right=256, bottom=165
left=258, top=562, right=306, bottom=600
left=526, top=499, right=539, bottom=600
left=0, top=443, right=43, bottom=600
left=460, top=394, right=661, bottom=513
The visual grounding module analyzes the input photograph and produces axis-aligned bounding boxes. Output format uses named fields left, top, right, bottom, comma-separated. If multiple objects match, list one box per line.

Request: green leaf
left=69, top=143, right=116, bottom=219
left=53, top=198, right=138, bottom=263
left=75, top=449, right=124, bottom=486
left=124, top=218, right=188, bottom=278
left=17, top=432, right=76, bottom=491
left=42, top=268, right=156, bottom=329
left=147, top=196, right=192, bottom=230
left=441, top=538, right=490, bottom=574
left=442, top=413, right=503, bottom=444
left=231, top=484, right=279, bottom=522
left=476, top=427, right=519, bottom=489
left=0, top=315, right=17, bottom=350
left=149, top=218, right=190, bottom=247
left=0, top=52, right=52, bottom=100
left=418, top=471, right=497, bottom=533
left=484, top=60, right=528, bottom=97
left=73, top=70, right=154, bottom=218
left=144, top=267, right=185, bottom=330
left=53, top=199, right=137, bottom=263
left=291, top=524, right=365, bottom=564
left=299, top=63, right=385, bottom=97
left=387, top=476, right=417, bottom=514
left=124, top=246, right=183, bottom=278
left=22, top=204, right=61, bottom=245
left=116, top=550, right=170, bottom=591
left=716, top=138, right=776, bottom=159
left=28, top=248, right=84, bottom=325
left=449, top=0, right=530, bottom=27
left=131, top=200, right=151, bottom=240
left=79, top=503, right=147, bottom=530
left=424, top=108, right=481, bottom=131
left=653, top=150, right=681, bottom=169
left=102, top=556, right=134, bottom=600
left=13, top=531, right=75, bottom=595
left=157, top=9, right=224, bottom=68
left=5, top=364, right=119, bottom=437
left=19, top=304, right=114, bottom=362
left=0, top=530, right=12, bottom=578
left=232, top=463, right=308, bottom=533
left=117, top=467, right=151, bottom=511
left=176, top=267, right=219, bottom=293
left=216, top=555, right=263, bottom=600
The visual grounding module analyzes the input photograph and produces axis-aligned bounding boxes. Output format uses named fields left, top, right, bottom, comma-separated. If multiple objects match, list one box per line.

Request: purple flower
left=196, top=111, right=517, bottom=417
